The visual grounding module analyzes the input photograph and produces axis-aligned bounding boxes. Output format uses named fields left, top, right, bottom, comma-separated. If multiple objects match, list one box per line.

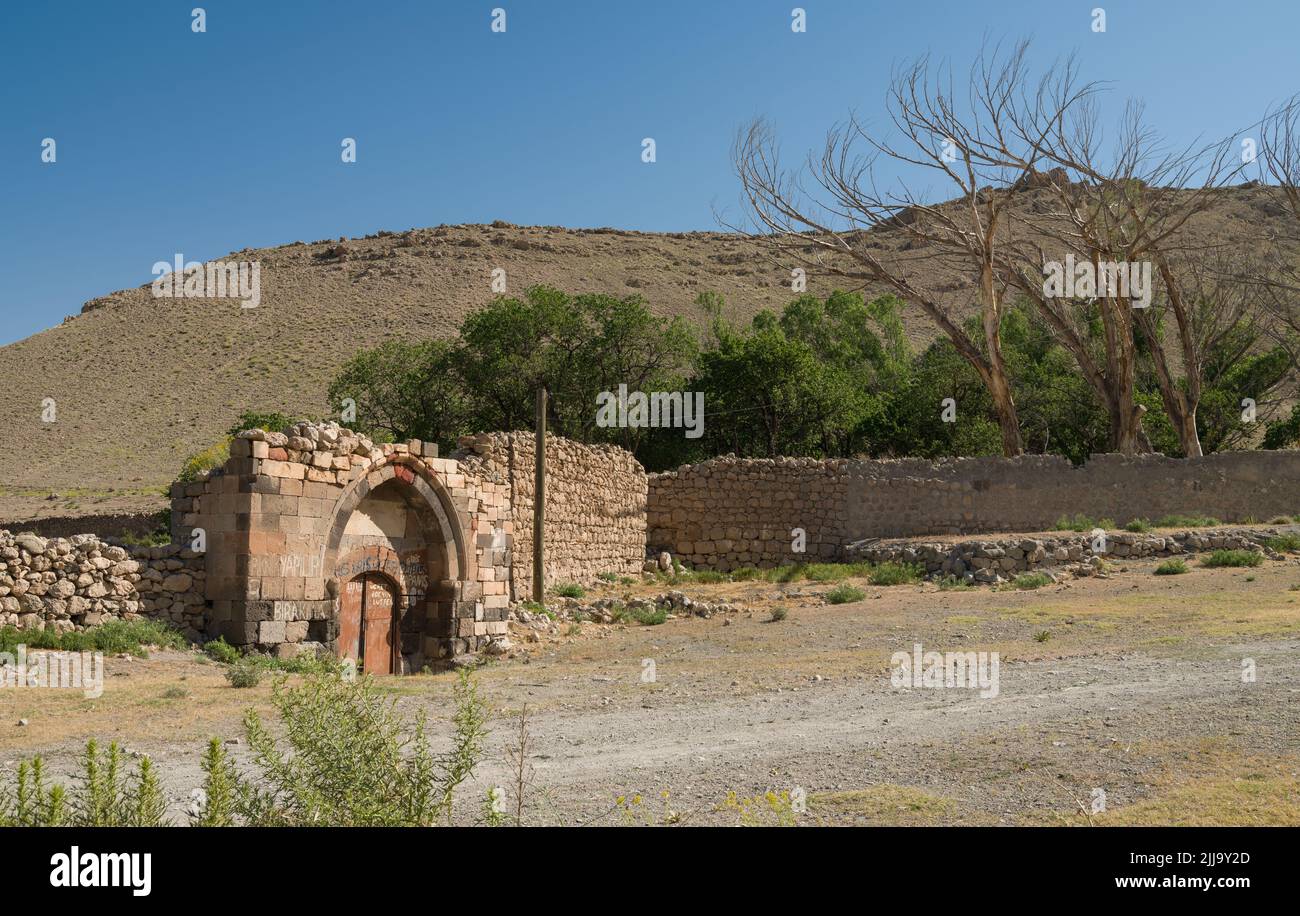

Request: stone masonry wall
left=647, top=451, right=1300, bottom=570
left=452, top=432, right=647, bottom=601
left=179, top=422, right=506, bottom=664
left=0, top=530, right=205, bottom=637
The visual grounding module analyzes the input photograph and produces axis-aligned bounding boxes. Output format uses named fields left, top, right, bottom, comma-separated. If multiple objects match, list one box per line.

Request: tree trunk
left=980, top=260, right=1024, bottom=457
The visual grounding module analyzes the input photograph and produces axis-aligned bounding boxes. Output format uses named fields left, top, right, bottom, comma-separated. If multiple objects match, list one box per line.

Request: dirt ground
left=3, top=552, right=1298, bottom=826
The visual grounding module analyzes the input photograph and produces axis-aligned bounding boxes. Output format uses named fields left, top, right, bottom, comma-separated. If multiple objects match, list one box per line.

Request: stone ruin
left=8, top=425, right=1300, bottom=673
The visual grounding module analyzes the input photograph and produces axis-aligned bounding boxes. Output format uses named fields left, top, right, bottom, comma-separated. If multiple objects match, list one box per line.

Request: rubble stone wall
left=0, top=530, right=205, bottom=637
left=647, top=451, right=1300, bottom=570
left=452, top=432, right=647, bottom=601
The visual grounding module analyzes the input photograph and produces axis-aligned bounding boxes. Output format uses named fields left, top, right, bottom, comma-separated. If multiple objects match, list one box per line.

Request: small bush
left=177, top=437, right=232, bottom=484
left=770, top=607, right=788, bottom=622
left=1154, top=514, right=1220, bottom=528
left=225, top=657, right=264, bottom=688
left=0, top=740, right=167, bottom=827
left=1008, top=572, right=1052, bottom=590
left=204, top=637, right=241, bottom=665
left=1201, top=549, right=1264, bottom=568
left=596, top=571, right=618, bottom=582
left=1033, top=630, right=1052, bottom=643
left=1123, top=518, right=1152, bottom=533
left=936, top=575, right=973, bottom=591
left=237, top=670, right=488, bottom=826
left=826, top=584, right=866, bottom=604
left=628, top=607, right=667, bottom=626
left=552, top=583, right=585, bottom=599
left=1265, top=533, right=1300, bottom=552
left=730, top=566, right=762, bottom=581
left=1154, top=559, right=1188, bottom=575
left=689, top=570, right=729, bottom=584
left=767, top=564, right=805, bottom=583
left=227, top=411, right=294, bottom=438
left=868, top=562, right=921, bottom=586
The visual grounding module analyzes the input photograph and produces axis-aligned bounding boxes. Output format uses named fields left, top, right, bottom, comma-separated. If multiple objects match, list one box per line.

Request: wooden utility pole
left=532, top=386, right=547, bottom=603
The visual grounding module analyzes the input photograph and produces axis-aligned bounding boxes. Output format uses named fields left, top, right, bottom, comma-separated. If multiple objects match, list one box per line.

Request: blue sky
left=1, top=0, right=1296, bottom=344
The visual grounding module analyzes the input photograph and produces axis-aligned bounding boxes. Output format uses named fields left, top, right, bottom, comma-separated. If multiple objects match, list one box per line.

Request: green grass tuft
left=826, top=584, right=867, bottom=604
left=1200, top=549, right=1264, bottom=568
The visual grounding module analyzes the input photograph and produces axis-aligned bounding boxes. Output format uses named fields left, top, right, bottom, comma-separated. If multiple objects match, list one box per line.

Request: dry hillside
left=0, top=184, right=1291, bottom=523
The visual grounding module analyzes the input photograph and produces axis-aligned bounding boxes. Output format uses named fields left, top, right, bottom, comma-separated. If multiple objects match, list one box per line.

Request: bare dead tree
left=999, top=93, right=1248, bottom=456
left=1256, top=94, right=1300, bottom=364
left=731, top=41, right=1098, bottom=457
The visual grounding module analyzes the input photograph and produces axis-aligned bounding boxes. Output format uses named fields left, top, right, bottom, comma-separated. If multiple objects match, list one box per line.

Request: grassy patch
left=1200, top=549, right=1264, bottom=568
left=825, top=584, right=866, bottom=604
left=611, top=604, right=667, bottom=626
left=1153, top=514, right=1221, bottom=528
left=0, top=619, right=187, bottom=656
left=1123, top=518, right=1152, bottom=533
left=868, top=562, right=922, bottom=586
left=552, top=583, right=585, bottom=599
left=809, top=784, right=956, bottom=825
left=1265, top=533, right=1300, bottom=552
left=1053, top=514, right=1115, bottom=532
left=1154, top=558, right=1188, bottom=575
left=1007, top=572, right=1052, bottom=590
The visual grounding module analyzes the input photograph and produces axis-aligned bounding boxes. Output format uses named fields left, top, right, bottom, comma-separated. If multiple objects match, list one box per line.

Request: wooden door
left=361, top=575, right=396, bottom=675
left=337, top=573, right=397, bottom=674
left=338, top=576, right=365, bottom=663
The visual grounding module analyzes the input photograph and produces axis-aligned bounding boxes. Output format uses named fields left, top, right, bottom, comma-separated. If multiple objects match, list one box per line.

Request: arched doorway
left=338, top=571, right=399, bottom=675
left=321, top=459, right=476, bottom=672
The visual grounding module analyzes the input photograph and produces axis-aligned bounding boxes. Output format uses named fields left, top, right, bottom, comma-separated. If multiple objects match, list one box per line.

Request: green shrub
left=767, top=563, right=805, bottom=583
left=204, top=637, right=241, bottom=665
left=689, top=570, right=729, bottom=584
left=1008, top=572, right=1052, bottom=590
left=225, top=657, right=264, bottom=688
left=596, top=572, right=619, bottom=582
left=1265, top=533, right=1300, bottom=552
left=1054, top=514, right=1097, bottom=532
left=0, top=619, right=186, bottom=656
left=1201, top=549, right=1264, bottom=568
left=1154, top=514, right=1221, bottom=528
left=628, top=606, right=667, bottom=626
left=177, top=437, right=232, bottom=483
left=0, top=740, right=167, bottom=827
left=730, top=566, right=762, bottom=581
left=237, top=670, right=488, bottom=826
left=868, top=562, right=922, bottom=586
left=227, top=411, right=295, bottom=438
left=1154, top=558, right=1188, bottom=575
left=936, top=575, right=973, bottom=591
left=191, top=738, right=238, bottom=827
left=552, top=583, right=585, bottom=599
left=1033, top=630, right=1052, bottom=643
left=826, top=584, right=866, bottom=604
left=1123, top=518, right=1152, bottom=533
